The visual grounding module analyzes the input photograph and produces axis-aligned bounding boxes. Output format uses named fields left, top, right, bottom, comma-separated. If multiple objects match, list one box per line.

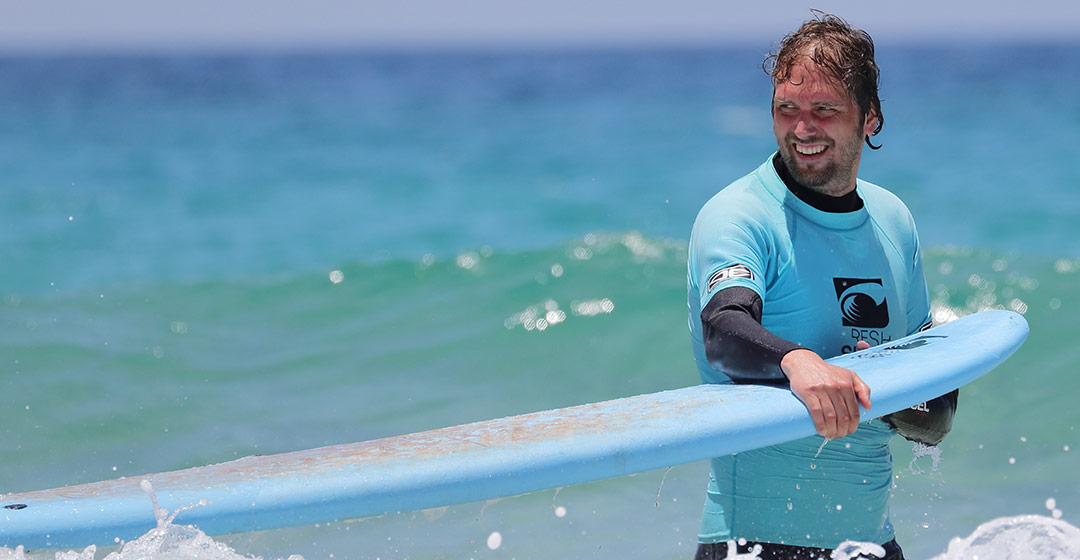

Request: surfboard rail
left=0, top=310, right=1029, bottom=549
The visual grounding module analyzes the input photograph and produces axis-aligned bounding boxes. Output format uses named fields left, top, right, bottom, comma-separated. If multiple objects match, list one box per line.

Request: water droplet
left=487, top=531, right=502, bottom=550
left=329, top=270, right=345, bottom=284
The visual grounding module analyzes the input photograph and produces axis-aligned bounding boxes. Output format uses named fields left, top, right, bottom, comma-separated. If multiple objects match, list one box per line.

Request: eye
left=775, top=102, right=798, bottom=115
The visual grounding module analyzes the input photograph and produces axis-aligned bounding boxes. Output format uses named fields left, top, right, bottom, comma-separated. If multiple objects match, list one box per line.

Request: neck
left=773, top=154, right=862, bottom=213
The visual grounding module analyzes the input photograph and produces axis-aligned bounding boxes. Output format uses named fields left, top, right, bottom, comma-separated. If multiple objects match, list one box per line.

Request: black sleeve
left=700, top=286, right=806, bottom=384
left=881, top=318, right=960, bottom=446
left=883, top=389, right=959, bottom=446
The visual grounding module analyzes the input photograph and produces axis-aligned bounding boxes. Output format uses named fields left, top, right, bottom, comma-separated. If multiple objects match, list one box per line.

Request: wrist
left=779, top=347, right=815, bottom=379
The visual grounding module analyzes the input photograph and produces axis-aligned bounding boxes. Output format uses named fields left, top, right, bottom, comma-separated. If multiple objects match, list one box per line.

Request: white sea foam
left=929, top=514, right=1080, bottom=560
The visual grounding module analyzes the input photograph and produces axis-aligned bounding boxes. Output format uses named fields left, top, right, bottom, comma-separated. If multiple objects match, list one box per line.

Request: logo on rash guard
left=833, top=278, right=890, bottom=328
left=707, top=265, right=754, bottom=293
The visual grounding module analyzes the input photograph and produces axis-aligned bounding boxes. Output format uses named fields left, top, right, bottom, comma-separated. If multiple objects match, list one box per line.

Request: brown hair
left=764, top=11, right=884, bottom=149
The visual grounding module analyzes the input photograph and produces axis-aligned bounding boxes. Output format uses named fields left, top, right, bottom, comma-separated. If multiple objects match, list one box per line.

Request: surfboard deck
left=1, top=310, right=1028, bottom=549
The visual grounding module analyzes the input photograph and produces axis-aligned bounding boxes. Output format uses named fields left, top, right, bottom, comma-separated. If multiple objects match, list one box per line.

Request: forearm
left=700, top=286, right=804, bottom=383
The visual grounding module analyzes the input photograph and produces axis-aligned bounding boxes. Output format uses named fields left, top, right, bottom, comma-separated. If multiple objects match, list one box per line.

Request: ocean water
left=1, top=44, right=1078, bottom=559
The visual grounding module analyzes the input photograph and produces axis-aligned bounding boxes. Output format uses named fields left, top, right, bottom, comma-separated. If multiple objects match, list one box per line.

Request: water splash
left=54, top=548, right=96, bottom=560
left=907, top=441, right=942, bottom=475
left=831, top=541, right=885, bottom=559
left=654, top=466, right=674, bottom=507
left=0, top=546, right=30, bottom=560
left=1046, top=497, right=1064, bottom=519
left=815, top=438, right=832, bottom=459
left=0, top=481, right=303, bottom=560
left=95, top=480, right=295, bottom=560
left=929, top=514, right=1080, bottom=559
left=141, top=480, right=207, bottom=530
left=716, top=540, right=762, bottom=559
left=551, top=486, right=565, bottom=518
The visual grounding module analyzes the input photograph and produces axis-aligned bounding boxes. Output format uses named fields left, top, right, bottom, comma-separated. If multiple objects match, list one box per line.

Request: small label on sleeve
left=707, top=264, right=754, bottom=293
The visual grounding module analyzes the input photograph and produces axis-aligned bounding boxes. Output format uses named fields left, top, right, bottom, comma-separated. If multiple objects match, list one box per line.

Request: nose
left=793, top=115, right=816, bottom=139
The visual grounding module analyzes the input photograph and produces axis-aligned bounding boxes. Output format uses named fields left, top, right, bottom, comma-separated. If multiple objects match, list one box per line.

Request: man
left=686, top=13, right=957, bottom=560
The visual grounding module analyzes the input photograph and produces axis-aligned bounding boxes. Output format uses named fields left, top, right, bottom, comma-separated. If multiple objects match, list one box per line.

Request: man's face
left=772, top=58, right=878, bottom=196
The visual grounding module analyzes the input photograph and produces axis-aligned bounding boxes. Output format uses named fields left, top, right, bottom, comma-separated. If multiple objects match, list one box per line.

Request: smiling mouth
left=794, top=144, right=827, bottom=156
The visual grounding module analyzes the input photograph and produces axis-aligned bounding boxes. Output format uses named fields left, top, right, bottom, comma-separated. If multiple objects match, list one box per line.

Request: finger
left=820, top=390, right=846, bottom=439
left=803, top=393, right=829, bottom=437
left=841, top=371, right=865, bottom=434
left=854, top=375, right=872, bottom=411
left=826, top=385, right=857, bottom=437
left=856, top=340, right=871, bottom=351
left=843, top=385, right=862, bottom=435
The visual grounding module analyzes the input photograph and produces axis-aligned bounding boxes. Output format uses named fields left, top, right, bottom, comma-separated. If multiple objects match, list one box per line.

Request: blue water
left=1, top=45, right=1078, bottom=559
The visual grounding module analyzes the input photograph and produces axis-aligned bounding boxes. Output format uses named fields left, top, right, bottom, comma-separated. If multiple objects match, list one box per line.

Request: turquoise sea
left=2, top=44, right=1079, bottom=559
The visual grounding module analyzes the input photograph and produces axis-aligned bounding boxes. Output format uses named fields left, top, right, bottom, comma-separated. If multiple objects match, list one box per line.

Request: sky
left=1, top=0, right=1078, bottom=53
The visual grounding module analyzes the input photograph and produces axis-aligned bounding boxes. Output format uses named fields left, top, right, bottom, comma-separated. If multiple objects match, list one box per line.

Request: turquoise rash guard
left=686, top=155, right=932, bottom=548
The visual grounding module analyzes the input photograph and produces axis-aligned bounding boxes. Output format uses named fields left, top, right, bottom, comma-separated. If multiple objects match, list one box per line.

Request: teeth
left=795, top=144, right=825, bottom=155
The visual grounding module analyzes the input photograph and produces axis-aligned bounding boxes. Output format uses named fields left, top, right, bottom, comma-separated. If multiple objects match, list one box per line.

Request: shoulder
left=857, top=180, right=916, bottom=229
left=694, top=170, right=780, bottom=231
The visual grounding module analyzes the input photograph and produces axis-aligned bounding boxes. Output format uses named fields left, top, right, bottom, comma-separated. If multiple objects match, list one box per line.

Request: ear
left=862, top=109, right=879, bottom=137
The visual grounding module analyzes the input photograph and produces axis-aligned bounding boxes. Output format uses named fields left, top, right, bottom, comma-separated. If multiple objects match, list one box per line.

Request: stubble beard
left=778, top=130, right=864, bottom=197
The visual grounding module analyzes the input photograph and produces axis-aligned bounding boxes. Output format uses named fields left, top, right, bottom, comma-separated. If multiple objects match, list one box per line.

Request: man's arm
left=702, top=286, right=871, bottom=439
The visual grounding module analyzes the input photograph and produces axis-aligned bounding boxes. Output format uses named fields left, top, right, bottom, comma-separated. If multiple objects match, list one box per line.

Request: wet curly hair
left=764, top=12, right=884, bottom=149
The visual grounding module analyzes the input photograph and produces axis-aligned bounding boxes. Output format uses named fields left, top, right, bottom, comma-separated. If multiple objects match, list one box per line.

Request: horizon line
left=2, top=32, right=1078, bottom=58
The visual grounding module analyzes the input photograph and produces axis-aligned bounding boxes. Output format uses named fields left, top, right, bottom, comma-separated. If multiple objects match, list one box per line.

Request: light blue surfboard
left=1, top=310, right=1028, bottom=549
